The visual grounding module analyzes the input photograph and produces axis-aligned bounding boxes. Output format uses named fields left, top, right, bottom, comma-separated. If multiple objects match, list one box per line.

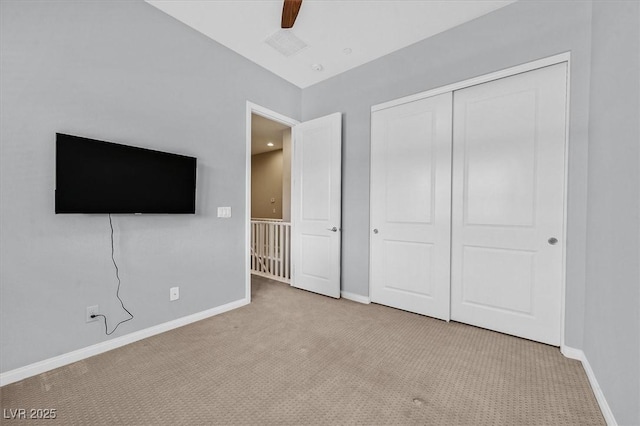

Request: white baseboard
left=0, top=297, right=250, bottom=387
left=561, top=345, right=618, bottom=426
left=341, top=291, right=370, bottom=304
left=560, top=345, right=583, bottom=360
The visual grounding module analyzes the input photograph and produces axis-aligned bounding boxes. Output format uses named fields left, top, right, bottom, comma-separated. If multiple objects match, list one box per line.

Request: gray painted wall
left=0, top=0, right=300, bottom=372
left=584, top=2, right=640, bottom=425
left=302, top=0, right=593, bottom=350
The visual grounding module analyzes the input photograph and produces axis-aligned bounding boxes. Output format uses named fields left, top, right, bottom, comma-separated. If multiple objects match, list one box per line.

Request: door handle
left=373, top=229, right=379, bottom=234
left=548, top=237, right=558, bottom=245
left=327, top=227, right=338, bottom=232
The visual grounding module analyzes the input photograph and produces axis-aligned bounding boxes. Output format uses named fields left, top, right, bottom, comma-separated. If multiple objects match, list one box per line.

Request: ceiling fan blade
left=281, top=0, right=303, bottom=29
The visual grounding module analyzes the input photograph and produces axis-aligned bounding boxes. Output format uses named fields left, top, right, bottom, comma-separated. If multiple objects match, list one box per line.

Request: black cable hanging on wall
left=92, top=214, right=134, bottom=335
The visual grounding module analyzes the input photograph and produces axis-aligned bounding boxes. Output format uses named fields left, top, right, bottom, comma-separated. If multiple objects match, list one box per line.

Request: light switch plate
left=217, top=207, right=232, bottom=218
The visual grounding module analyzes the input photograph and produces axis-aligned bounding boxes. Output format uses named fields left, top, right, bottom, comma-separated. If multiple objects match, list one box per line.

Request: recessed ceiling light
left=267, top=142, right=274, bottom=147
left=342, top=48, right=352, bottom=55
left=311, top=63, right=324, bottom=71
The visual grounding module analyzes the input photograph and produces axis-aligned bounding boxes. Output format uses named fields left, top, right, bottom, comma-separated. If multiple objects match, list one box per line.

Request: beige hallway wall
left=282, top=129, right=291, bottom=222
left=251, top=150, right=283, bottom=219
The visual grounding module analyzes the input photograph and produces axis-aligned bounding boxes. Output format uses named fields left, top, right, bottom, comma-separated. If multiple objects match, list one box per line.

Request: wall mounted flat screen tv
left=56, top=133, right=196, bottom=214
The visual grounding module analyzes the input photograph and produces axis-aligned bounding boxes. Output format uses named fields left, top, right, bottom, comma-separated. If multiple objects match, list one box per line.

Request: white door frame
left=369, top=52, right=571, bottom=349
left=245, top=102, right=299, bottom=302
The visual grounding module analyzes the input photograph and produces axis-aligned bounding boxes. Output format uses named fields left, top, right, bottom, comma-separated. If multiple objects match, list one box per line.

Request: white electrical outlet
left=170, top=286, right=179, bottom=301
left=86, top=305, right=99, bottom=323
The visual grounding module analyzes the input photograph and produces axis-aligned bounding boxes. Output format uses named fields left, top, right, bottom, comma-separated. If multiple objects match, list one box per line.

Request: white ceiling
left=251, top=114, right=290, bottom=155
left=146, top=0, right=516, bottom=88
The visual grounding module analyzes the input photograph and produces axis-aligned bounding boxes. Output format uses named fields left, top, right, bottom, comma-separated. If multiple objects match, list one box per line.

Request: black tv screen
left=55, top=133, right=196, bottom=214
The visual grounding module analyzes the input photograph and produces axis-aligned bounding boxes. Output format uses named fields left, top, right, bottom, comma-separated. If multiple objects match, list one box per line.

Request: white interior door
left=450, top=63, right=568, bottom=345
left=370, top=93, right=453, bottom=320
left=291, top=112, right=342, bottom=298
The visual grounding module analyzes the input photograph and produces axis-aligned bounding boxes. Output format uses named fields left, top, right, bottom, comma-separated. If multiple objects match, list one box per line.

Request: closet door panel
left=451, top=63, right=568, bottom=345
left=370, top=93, right=452, bottom=320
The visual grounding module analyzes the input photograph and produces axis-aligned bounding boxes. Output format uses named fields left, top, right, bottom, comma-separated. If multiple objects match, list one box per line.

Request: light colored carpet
left=1, top=276, right=604, bottom=425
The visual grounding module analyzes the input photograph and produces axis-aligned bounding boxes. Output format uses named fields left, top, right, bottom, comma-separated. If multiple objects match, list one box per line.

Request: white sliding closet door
left=450, top=63, right=568, bottom=345
left=370, top=93, right=453, bottom=320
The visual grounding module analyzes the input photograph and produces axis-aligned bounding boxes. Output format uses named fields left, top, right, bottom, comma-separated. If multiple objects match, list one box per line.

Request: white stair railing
left=251, top=219, right=291, bottom=283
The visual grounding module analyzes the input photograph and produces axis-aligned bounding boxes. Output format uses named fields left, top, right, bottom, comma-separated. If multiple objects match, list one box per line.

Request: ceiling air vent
left=265, top=29, right=307, bottom=57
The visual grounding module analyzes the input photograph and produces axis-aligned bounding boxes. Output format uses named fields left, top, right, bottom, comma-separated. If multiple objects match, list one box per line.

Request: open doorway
left=245, top=103, right=298, bottom=301
left=245, top=102, right=343, bottom=302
